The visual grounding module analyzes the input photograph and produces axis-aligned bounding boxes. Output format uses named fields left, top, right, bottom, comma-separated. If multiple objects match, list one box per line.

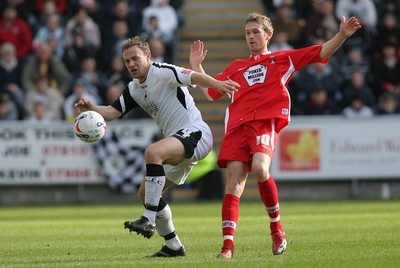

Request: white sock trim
left=223, top=235, right=234, bottom=241
left=266, top=203, right=280, bottom=213
left=270, top=215, right=280, bottom=223
left=222, top=220, right=236, bottom=229
left=165, top=236, right=183, bottom=250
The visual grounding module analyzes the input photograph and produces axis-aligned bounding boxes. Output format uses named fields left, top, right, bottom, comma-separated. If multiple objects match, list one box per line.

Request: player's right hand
left=219, top=79, right=240, bottom=98
left=74, top=98, right=92, bottom=113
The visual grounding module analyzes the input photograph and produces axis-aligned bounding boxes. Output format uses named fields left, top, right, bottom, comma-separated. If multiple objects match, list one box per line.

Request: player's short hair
left=121, top=36, right=150, bottom=54
left=246, top=12, right=274, bottom=34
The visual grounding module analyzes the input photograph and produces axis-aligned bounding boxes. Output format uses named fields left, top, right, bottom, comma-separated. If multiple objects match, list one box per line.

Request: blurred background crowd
left=0, top=0, right=399, bottom=123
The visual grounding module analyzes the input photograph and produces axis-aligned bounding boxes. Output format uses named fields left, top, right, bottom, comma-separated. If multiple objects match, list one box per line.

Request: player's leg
left=217, top=161, right=248, bottom=259
left=147, top=195, right=185, bottom=257
left=250, top=119, right=286, bottom=255
left=149, top=128, right=210, bottom=257
left=253, top=153, right=286, bottom=255
left=127, top=178, right=185, bottom=257
left=124, top=137, right=186, bottom=238
left=216, top=126, right=250, bottom=259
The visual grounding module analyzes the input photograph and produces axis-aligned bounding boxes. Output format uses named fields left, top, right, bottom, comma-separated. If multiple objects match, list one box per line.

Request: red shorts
left=217, top=118, right=287, bottom=168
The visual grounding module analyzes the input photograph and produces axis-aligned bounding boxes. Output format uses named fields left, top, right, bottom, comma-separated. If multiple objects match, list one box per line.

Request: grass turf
left=1, top=200, right=399, bottom=267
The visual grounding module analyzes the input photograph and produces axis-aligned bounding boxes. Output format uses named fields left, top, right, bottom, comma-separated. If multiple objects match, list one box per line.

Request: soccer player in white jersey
left=75, top=36, right=239, bottom=257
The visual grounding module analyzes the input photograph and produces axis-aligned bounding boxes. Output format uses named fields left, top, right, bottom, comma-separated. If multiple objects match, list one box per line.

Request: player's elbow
left=103, top=106, right=122, bottom=121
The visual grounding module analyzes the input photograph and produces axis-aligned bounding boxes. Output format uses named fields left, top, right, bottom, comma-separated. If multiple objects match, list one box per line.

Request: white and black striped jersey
left=111, top=62, right=209, bottom=137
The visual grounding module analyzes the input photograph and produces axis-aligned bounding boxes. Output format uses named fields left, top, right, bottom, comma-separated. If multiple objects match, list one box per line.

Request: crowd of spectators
left=263, top=0, right=400, bottom=118
left=0, top=0, right=399, bottom=123
left=0, top=0, right=183, bottom=122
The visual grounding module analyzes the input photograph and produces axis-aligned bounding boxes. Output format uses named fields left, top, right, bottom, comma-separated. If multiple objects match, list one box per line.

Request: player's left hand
left=340, top=16, right=362, bottom=38
left=190, top=40, right=207, bottom=68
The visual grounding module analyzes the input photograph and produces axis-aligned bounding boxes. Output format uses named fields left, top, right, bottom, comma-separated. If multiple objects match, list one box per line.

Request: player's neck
left=251, top=50, right=271, bottom=59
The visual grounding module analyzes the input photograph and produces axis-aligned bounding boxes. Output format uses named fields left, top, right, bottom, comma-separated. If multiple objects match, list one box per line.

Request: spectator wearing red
left=36, top=0, right=67, bottom=14
left=0, top=5, right=32, bottom=59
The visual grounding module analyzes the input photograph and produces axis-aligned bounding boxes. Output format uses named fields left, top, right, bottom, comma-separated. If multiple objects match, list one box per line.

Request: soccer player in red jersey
left=190, top=12, right=361, bottom=258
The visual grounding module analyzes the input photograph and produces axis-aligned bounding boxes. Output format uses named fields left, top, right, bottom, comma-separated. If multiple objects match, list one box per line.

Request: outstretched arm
left=189, top=40, right=239, bottom=100
left=74, top=98, right=122, bottom=121
left=191, top=71, right=239, bottom=99
left=320, top=16, right=362, bottom=59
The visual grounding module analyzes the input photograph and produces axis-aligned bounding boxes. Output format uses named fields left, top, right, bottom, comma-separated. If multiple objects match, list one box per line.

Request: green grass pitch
left=1, top=200, right=400, bottom=267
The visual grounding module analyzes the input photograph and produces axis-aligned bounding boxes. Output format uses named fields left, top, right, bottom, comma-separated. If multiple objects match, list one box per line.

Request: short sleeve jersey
left=112, top=62, right=206, bottom=137
left=208, top=45, right=328, bottom=132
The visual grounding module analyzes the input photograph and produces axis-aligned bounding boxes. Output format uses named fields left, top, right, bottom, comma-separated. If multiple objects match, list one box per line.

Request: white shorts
left=164, top=122, right=213, bottom=185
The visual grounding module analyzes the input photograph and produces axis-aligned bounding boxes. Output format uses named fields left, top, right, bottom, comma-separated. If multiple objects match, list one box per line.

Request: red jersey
left=208, top=45, right=328, bottom=132
left=0, top=18, right=32, bottom=58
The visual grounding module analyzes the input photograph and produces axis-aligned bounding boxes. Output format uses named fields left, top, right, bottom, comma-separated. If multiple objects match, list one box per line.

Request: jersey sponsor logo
left=243, top=64, right=267, bottom=86
left=143, top=101, right=159, bottom=116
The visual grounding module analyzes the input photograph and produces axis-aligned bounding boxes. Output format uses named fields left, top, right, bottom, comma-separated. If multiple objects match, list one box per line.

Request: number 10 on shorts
left=256, top=134, right=271, bottom=146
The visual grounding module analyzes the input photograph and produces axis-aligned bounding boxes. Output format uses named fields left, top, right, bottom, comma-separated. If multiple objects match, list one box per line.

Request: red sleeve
left=208, top=88, right=223, bottom=100
left=288, top=45, right=328, bottom=71
left=35, top=0, right=46, bottom=12
left=207, top=63, right=236, bottom=101
left=207, top=72, right=226, bottom=100
left=56, top=0, right=68, bottom=13
left=15, top=20, right=32, bottom=58
left=36, top=0, right=67, bottom=13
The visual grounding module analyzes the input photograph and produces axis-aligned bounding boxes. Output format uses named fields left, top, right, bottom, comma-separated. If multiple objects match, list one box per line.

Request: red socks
left=258, top=177, right=283, bottom=233
left=221, top=194, right=240, bottom=250
left=221, top=178, right=282, bottom=251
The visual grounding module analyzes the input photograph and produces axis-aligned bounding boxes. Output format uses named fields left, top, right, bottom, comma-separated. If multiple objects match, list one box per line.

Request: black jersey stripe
left=177, top=87, right=187, bottom=109
left=111, top=88, right=139, bottom=115
left=152, top=62, right=183, bottom=84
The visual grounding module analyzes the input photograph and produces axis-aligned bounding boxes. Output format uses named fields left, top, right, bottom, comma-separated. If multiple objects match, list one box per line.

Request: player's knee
left=252, top=163, right=270, bottom=181
left=144, top=144, right=162, bottom=163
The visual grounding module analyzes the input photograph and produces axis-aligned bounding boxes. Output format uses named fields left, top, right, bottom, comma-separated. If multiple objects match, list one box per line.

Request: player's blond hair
left=121, top=36, right=150, bottom=54
left=246, top=12, right=274, bottom=34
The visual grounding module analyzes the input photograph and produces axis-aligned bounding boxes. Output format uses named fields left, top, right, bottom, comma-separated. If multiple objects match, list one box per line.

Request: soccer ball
left=73, top=111, right=107, bottom=143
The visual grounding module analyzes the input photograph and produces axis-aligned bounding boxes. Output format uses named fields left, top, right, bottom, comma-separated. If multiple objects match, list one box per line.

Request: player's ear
left=147, top=51, right=152, bottom=62
left=267, top=31, right=273, bottom=40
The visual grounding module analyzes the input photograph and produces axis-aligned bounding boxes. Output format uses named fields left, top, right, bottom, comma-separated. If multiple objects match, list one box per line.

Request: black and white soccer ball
left=73, top=111, right=107, bottom=143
